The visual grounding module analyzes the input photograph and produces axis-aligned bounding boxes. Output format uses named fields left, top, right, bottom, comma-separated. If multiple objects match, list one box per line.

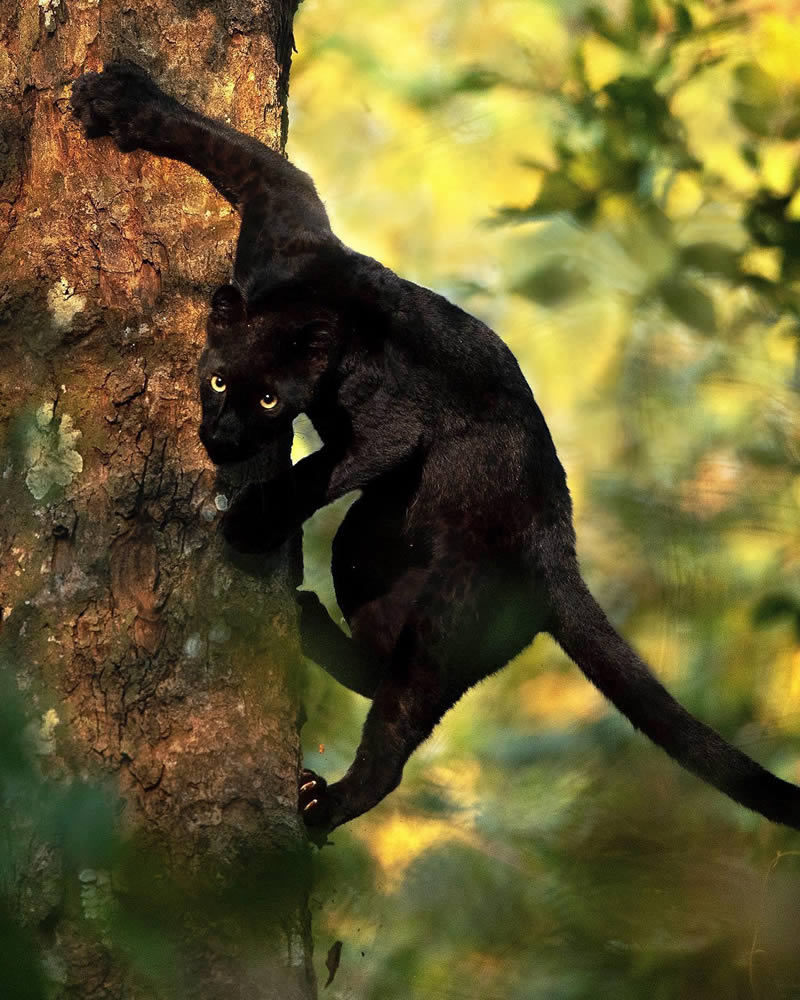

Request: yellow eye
left=210, top=375, right=226, bottom=393
left=260, top=392, right=279, bottom=410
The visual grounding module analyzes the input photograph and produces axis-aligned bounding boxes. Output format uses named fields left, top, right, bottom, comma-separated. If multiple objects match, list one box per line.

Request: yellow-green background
left=290, top=1, right=800, bottom=997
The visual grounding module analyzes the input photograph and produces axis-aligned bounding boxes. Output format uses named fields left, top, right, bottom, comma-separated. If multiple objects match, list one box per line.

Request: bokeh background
left=289, top=1, right=800, bottom=997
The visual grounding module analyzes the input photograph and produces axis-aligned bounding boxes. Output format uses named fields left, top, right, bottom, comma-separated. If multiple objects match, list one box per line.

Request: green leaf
left=732, top=100, right=774, bottom=138
left=658, top=274, right=716, bottom=333
left=584, top=6, right=638, bottom=51
left=489, top=173, right=597, bottom=228
left=780, top=110, right=800, bottom=141
left=741, top=142, right=760, bottom=169
left=733, top=63, right=800, bottom=139
left=745, top=192, right=800, bottom=256
left=632, top=0, right=657, bottom=35
left=518, top=169, right=599, bottom=222
left=672, top=2, right=693, bottom=37
left=511, top=259, right=590, bottom=306
left=734, top=63, right=781, bottom=108
left=604, top=76, right=678, bottom=147
left=535, top=172, right=597, bottom=216
left=679, top=242, right=740, bottom=278
left=407, top=66, right=500, bottom=109
left=752, top=594, right=800, bottom=637
left=0, top=906, right=45, bottom=1000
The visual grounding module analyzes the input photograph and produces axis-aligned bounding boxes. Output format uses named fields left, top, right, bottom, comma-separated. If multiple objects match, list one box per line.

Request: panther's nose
left=198, top=424, right=250, bottom=465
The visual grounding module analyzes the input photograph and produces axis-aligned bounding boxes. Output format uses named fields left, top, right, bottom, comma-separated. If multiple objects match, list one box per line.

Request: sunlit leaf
left=529, top=173, right=597, bottom=220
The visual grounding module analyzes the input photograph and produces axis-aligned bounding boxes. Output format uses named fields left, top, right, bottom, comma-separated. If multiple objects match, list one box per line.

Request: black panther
left=71, top=61, right=800, bottom=837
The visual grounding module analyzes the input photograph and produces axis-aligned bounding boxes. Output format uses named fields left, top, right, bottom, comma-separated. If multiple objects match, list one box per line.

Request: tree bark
left=0, top=2, right=316, bottom=997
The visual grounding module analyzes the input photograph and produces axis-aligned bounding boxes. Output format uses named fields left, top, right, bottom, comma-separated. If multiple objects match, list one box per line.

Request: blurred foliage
left=290, top=0, right=800, bottom=996
left=4, top=0, right=800, bottom=995
left=0, top=658, right=117, bottom=999
left=0, top=651, right=314, bottom=997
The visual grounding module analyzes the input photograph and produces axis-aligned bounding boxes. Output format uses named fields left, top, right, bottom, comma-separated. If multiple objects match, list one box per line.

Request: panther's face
left=197, top=284, right=337, bottom=465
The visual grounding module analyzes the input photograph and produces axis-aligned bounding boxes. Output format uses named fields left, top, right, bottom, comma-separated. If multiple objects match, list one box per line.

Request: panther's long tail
left=548, top=561, right=800, bottom=830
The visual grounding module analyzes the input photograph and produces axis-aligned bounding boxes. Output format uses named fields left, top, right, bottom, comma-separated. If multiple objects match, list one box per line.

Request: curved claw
left=298, top=768, right=334, bottom=840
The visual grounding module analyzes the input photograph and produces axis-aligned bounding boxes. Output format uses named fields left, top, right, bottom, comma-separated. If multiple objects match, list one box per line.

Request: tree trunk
left=0, top=3, right=316, bottom=997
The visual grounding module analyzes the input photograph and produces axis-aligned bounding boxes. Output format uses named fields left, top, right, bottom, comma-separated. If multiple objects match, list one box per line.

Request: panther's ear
left=209, top=284, right=246, bottom=327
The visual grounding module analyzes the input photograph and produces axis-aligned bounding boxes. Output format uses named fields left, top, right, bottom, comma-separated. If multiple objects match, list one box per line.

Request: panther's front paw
left=71, top=61, right=171, bottom=152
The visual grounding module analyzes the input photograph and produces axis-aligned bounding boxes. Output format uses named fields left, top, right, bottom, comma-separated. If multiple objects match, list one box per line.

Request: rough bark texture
left=0, top=2, right=316, bottom=997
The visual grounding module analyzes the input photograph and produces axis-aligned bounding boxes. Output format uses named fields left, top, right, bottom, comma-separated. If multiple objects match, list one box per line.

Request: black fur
left=72, top=62, right=800, bottom=837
